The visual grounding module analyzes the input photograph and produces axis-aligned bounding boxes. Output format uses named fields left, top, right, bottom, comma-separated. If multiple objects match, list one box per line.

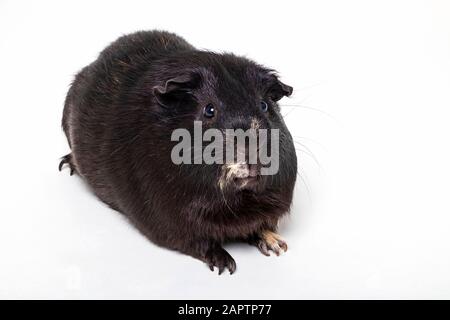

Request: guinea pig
left=60, top=30, right=297, bottom=274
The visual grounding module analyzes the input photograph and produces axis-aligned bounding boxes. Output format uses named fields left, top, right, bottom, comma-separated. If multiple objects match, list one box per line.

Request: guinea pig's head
left=148, top=53, right=297, bottom=198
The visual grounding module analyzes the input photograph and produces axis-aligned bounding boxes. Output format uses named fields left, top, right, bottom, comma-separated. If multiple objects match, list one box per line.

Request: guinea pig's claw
left=205, top=246, right=236, bottom=275
left=279, top=240, right=288, bottom=252
left=257, top=241, right=271, bottom=256
left=59, top=153, right=76, bottom=176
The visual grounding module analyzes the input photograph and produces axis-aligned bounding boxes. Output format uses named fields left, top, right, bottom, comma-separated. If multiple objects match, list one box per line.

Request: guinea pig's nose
left=248, top=163, right=259, bottom=177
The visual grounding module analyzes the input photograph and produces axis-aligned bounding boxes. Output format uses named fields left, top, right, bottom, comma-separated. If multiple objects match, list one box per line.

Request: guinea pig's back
left=63, top=30, right=195, bottom=143
left=62, top=31, right=195, bottom=210
left=98, top=30, right=195, bottom=61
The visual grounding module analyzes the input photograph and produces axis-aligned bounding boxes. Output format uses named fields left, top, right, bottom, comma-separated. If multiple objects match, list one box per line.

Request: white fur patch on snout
left=218, top=162, right=249, bottom=190
left=226, top=162, right=249, bottom=179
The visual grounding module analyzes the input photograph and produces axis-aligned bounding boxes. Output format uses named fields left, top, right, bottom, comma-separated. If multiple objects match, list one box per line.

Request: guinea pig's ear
left=266, top=75, right=293, bottom=102
left=153, top=73, right=201, bottom=108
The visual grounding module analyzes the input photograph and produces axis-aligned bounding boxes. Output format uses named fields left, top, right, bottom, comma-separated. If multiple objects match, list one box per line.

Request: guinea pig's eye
left=260, top=100, right=269, bottom=113
left=203, top=103, right=215, bottom=118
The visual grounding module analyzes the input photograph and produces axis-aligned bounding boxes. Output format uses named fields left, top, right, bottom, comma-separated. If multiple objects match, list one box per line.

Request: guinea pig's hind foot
left=58, top=153, right=76, bottom=176
left=204, top=244, right=236, bottom=275
left=250, top=230, right=288, bottom=257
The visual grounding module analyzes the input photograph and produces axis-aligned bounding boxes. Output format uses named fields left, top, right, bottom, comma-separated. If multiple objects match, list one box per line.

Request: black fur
left=61, top=30, right=297, bottom=274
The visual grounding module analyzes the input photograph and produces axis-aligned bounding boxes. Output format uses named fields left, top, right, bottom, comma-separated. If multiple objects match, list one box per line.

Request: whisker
left=279, top=104, right=336, bottom=121
left=292, top=136, right=328, bottom=151
left=293, top=141, right=322, bottom=171
left=296, top=169, right=312, bottom=205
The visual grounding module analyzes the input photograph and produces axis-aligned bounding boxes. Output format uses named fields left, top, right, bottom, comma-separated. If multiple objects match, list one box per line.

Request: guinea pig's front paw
left=204, top=245, right=236, bottom=275
left=253, top=230, right=288, bottom=257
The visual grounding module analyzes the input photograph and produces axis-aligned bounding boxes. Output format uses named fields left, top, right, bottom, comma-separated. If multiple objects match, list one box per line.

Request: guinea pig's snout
left=220, top=162, right=262, bottom=191
left=218, top=117, right=271, bottom=191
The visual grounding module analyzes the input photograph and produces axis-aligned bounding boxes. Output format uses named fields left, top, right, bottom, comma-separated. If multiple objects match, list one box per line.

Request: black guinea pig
left=60, top=30, right=297, bottom=274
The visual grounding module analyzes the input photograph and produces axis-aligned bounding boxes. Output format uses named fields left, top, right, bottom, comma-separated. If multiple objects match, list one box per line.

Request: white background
left=1, top=0, right=450, bottom=299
